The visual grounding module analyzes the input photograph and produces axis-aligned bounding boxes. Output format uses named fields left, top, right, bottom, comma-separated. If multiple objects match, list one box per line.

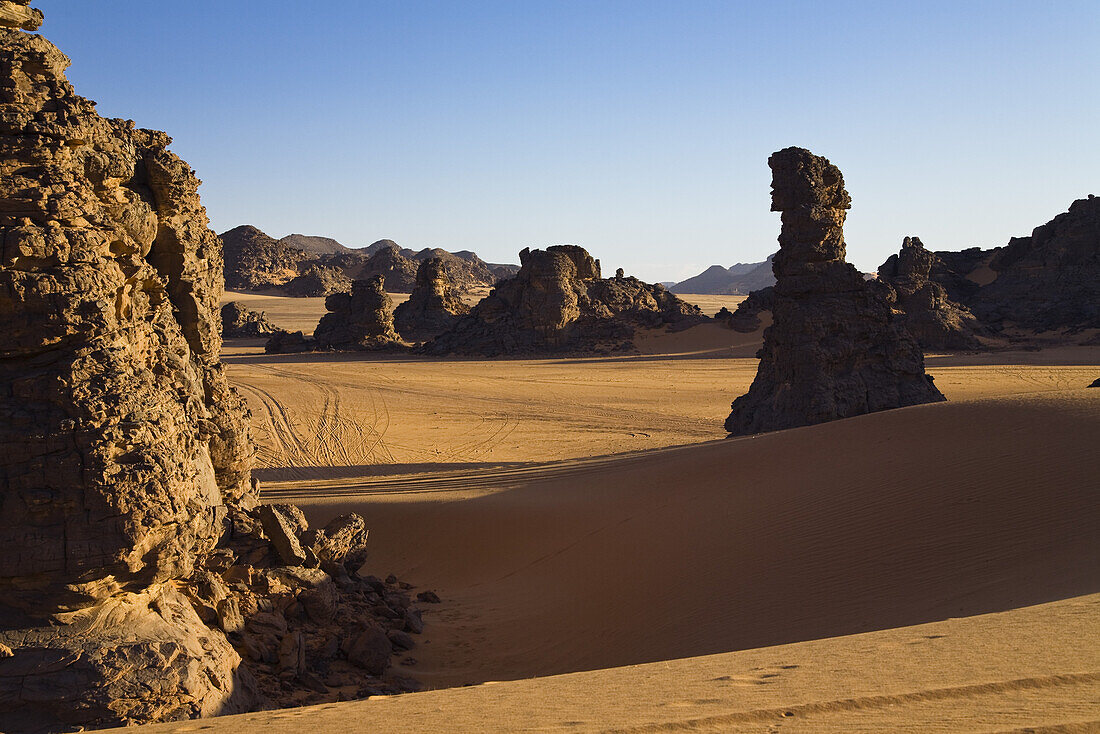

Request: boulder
left=264, top=329, right=315, bottom=354
left=256, top=505, right=307, bottom=566
left=342, top=625, right=392, bottom=676
left=222, top=301, right=279, bottom=337
left=725, top=148, right=945, bottom=435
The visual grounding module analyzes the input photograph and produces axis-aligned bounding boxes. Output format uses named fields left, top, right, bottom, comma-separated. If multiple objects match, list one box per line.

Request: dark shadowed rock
left=222, top=301, right=279, bottom=337
left=1089, top=378, right=1100, bottom=388
left=313, top=275, right=402, bottom=350
left=422, top=246, right=705, bottom=356
left=725, top=148, right=945, bottom=435
left=264, top=329, right=315, bottom=354
left=221, top=225, right=315, bottom=291
left=393, top=257, right=471, bottom=341
left=715, top=286, right=775, bottom=332
left=350, top=246, right=418, bottom=292
left=342, top=625, right=392, bottom=676
left=283, top=264, right=352, bottom=297
left=878, top=237, right=983, bottom=351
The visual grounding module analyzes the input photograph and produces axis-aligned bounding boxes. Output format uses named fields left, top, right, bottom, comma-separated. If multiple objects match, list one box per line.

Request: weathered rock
left=0, top=1, right=41, bottom=31
left=221, top=225, right=315, bottom=291
left=351, top=245, right=418, bottom=292
left=715, top=286, right=774, bottom=332
left=387, top=629, right=415, bottom=651
left=725, top=148, right=945, bottom=435
left=256, top=505, right=307, bottom=566
left=221, top=301, right=279, bottom=337
left=313, top=275, right=402, bottom=350
left=422, top=246, right=705, bottom=356
left=283, top=264, right=352, bottom=297
left=264, top=329, right=315, bottom=354
left=342, top=625, right=392, bottom=676
left=878, top=237, right=984, bottom=351
left=303, top=513, right=369, bottom=570
left=393, top=257, right=471, bottom=341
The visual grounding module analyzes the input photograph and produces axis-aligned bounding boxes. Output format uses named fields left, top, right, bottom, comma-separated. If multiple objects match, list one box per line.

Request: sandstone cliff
left=422, top=245, right=705, bottom=356
left=725, top=148, right=944, bottom=435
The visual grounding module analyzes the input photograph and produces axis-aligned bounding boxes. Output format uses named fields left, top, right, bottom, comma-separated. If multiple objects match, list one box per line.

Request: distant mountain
left=670, top=255, right=776, bottom=295
left=278, top=233, right=351, bottom=255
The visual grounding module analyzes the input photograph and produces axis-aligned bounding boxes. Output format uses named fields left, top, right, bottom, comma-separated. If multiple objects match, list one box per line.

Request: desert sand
left=206, top=293, right=1100, bottom=729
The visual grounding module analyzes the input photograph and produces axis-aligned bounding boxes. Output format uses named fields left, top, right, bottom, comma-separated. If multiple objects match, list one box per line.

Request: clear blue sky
left=40, top=1, right=1099, bottom=281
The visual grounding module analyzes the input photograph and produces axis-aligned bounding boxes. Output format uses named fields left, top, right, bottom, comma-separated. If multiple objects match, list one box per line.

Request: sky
left=38, top=1, right=1100, bottom=282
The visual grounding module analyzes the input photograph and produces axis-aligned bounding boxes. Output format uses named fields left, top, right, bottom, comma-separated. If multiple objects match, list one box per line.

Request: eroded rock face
left=393, top=257, right=470, bottom=342
left=966, top=196, right=1100, bottom=331
left=878, top=237, right=983, bottom=351
left=221, top=225, right=314, bottom=291
left=313, top=275, right=401, bottom=350
left=0, top=1, right=41, bottom=31
left=0, top=18, right=258, bottom=729
left=715, top=286, right=774, bottom=333
left=350, top=245, right=417, bottom=293
left=725, top=148, right=944, bottom=435
left=422, top=245, right=705, bottom=356
left=222, top=301, right=278, bottom=338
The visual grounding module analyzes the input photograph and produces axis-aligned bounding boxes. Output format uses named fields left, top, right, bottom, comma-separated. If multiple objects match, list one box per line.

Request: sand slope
left=267, top=389, right=1100, bottom=688
left=120, top=594, right=1100, bottom=733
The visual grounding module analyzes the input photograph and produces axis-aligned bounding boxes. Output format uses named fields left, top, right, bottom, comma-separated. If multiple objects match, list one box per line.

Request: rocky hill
left=278, top=233, right=351, bottom=255
left=671, top=256, right=776, bottom=295
left=422, top=246, right=705, bottom=356
left=222, top=225, right=316, bottom=290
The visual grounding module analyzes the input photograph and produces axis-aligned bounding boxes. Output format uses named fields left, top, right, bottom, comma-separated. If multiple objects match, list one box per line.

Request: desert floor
left=204, top=292, right=1100, bottom=731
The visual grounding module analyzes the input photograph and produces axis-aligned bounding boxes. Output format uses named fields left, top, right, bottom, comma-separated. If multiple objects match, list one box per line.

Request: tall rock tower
left=725, top=148, right=945, bottom=435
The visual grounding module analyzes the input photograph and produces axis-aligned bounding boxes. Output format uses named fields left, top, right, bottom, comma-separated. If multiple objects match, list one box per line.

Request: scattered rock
left=393, top=257, right=472, bottom=341
left=387, top=629, right=416, bottom=651
left=343, top=626, right=393, bottom=676
left=314, top=275, right=403, bottom=350
left=878, top=237, right=983, bottom=351
left=222, top=301, right=279, bottom=337
left=422, top=246, right=706, bottom=356
left=416, top=590, right=442, bottom=604
left=725, top=147, right=945, bottom=435
left=256, top=505, right=308, bottom=566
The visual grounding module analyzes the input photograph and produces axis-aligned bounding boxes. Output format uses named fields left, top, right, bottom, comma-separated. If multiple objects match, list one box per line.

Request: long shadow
left=253, top=461, right=536, bottom=483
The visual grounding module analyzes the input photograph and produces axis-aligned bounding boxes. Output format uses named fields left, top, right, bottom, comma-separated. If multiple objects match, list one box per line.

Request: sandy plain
left=205, top=292, right=1100, bottom=731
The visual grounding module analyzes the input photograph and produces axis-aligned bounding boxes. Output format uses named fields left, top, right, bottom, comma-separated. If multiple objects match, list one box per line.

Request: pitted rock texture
left=878, top=237, right=983, bottom=351
left=0, top=1, right=41, bottom=31
left=221, top=224, right=315, bottom=291
left=313, top=275, right=402, bottom=350
left=725, top=148, right=944, bottom=435
left=0, top=20, right=259, bottom=730
left=222, top=301, right=279, bottom=338
left=393, top=257, right=471, bottom=342
left=422, top=246, right=705, bottom=356
left=283, top=264, right=352, bottom=297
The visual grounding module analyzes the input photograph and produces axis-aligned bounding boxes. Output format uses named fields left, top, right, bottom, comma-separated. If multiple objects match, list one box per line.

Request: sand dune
left=259, top=389, right=1100, bottom=689
left=112, top=593, right=1100, bottom=733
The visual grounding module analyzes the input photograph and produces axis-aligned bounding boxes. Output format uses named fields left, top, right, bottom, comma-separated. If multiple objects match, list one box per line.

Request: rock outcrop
left=283, top=264, right=352, bottom=297
left=221, top=225, right=314, bottom=291
left=0, top=17, right=426, bottom=730
left=313, top=275, right=401, bottom=350
left=0, top=16, right=256, bottom=727
left=962, top=196, right=1100, bottom=332
left=264, top=329, right=315, bottom=354
left=422, top=245, right=705, bottom=356
left=347, top=246, right=418, bottom=292
left=715, top=286, right=774, bottom=332
left=877, top=237, right=983, bottom=351
left=222, top=302, right=279, bottom=338
left=0, top=0, right=41, bottom=30
left=725, top=148, right=944, bottom=435
left=393, top=257, right=471, bottom=341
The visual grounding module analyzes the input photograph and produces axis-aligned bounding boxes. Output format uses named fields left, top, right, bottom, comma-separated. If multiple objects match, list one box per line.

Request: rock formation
left=725, top=148, right=944, bottom=435
left=877, top=237, right=983, bottom=351
left=348, top=245, right=418, bottom=292
left=422, top=245, right=705, bottom=356
left=0, top=1, right=40, bottom=30
left=313, top=275, right=401, bottom=350
left=0, top=16, right=426, bottom=730
left=222, top=302, right=279, bottom=338
left=962, top=196, right=1099, bottom=332
left=715, top=286, right=774, bottom=332
left=393, top=257, right=471, bottom=341
left=671, top=255, right=776, bottom=295
left=0, top=15, right=256, bottom=726
left=264, top=329, right=315, bottom=354
left=283, top=264, right=352, bottom=297
left=221, top=225, right=315, bottom=291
